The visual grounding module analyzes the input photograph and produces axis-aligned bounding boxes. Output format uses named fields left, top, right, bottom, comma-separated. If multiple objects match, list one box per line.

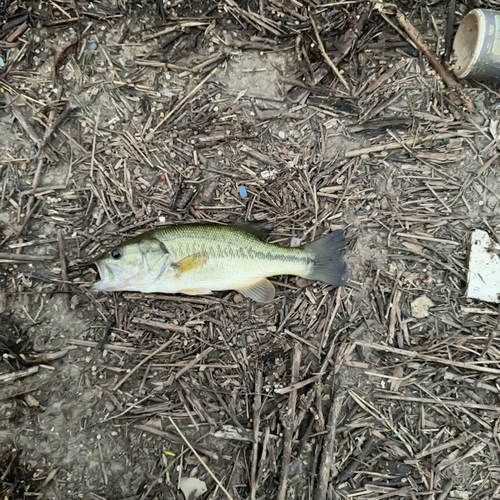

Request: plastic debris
left=88, top=42, right=98, bottom=51
left=490, top=119, right=499, bottom=140
left=453, top=8, right=500, bottom=82
left=467, top=229, right=500, bottom=303
left=159, top=216, right=166, bottom=223
left=179, top=477, right=207, bottom=500
left=238, top=186, right=247, bottom=198
left=0, top=57, right=5, bottom=68
left=411, top=295, right=434, bottom=319
left=278, top=130, right=285, bottom=139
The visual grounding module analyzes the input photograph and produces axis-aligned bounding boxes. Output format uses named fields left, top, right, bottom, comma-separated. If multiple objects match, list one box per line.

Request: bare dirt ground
left=1, top=1, right=500, bottom=499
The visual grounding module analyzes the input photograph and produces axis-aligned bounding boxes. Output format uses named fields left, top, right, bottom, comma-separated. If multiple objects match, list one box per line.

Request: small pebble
left=25, top=395, right=39, bottom=407
left=238, top=186, right=247, bottom=198
left=411, top=294, right=434, bottom=319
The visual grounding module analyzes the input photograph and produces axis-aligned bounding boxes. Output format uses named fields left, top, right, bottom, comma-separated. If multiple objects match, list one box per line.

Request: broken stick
left=309, top=14, right=349, bottom=91
left=396, top=11, right=457, bottom=88
left=277, top=344, right=301, bottom=500
left=315, top=394, right=344, bottom=499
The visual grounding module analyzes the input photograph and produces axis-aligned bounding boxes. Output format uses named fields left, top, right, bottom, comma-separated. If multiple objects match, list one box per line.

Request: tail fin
left=303, top=230, right=348, bottom=287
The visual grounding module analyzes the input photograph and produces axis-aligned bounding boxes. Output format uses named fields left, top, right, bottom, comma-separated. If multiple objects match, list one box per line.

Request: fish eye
left=111, top=248, right=123, bottom=260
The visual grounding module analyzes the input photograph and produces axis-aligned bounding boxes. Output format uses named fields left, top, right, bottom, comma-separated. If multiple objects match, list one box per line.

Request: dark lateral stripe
left=244, top=248, right=311, bottom=265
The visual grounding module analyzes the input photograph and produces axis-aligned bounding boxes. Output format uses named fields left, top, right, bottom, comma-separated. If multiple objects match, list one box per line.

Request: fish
left=91, top=221, right=348, bottom=303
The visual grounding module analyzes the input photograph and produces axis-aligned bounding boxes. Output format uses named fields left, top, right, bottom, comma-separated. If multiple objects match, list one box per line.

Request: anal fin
left=238, top=279, right=275, bottom=303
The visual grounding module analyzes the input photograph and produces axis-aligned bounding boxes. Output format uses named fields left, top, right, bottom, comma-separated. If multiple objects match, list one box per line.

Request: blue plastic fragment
left=88, top=42, right=98, bottom=51
left=238, top=186, right=247, bottom=198
left=0, top=58, right=4, bottom=68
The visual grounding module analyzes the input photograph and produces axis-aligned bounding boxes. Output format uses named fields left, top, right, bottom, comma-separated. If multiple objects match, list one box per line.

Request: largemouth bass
left=91, top=222, right=348, bottom=303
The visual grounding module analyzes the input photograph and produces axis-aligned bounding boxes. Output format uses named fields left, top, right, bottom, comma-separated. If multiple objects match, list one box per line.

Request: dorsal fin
left=231, top=221, right=274, bottom=241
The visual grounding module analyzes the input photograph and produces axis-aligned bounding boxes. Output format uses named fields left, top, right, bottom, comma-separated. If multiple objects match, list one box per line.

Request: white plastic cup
left=453, top=9, right=500, bottom=80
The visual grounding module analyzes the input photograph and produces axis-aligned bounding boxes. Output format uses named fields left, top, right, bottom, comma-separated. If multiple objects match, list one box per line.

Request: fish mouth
left=91, top=260, right=119, bottom=292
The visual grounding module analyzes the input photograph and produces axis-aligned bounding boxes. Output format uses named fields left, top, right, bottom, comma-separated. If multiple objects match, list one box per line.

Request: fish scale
left=159, top=227, right=310, bottom=292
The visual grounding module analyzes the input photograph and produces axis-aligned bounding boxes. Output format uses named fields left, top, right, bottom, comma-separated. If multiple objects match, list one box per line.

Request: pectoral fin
left=238, top=278, right=275, bottom=303
left=174, top=252, right=208, bottom=275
